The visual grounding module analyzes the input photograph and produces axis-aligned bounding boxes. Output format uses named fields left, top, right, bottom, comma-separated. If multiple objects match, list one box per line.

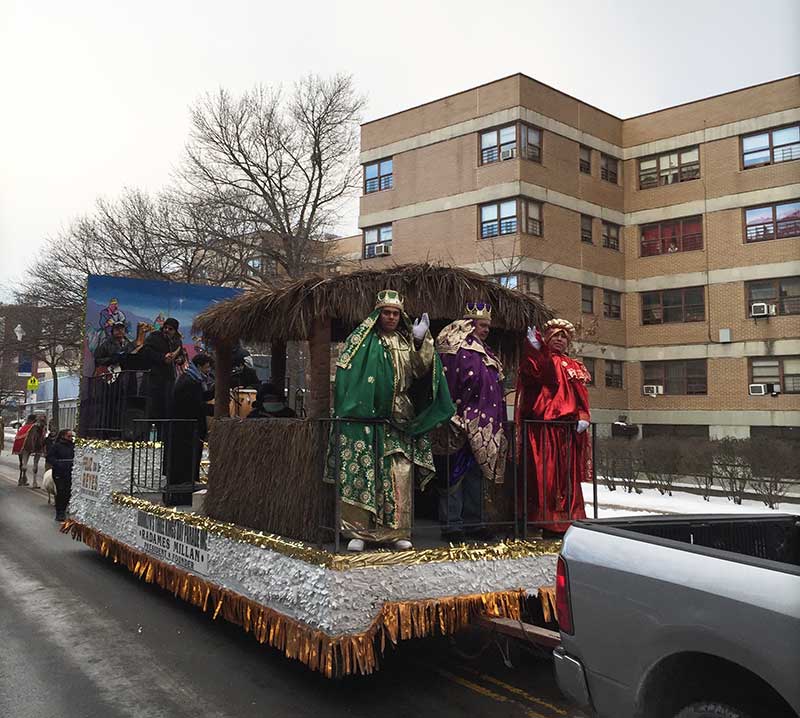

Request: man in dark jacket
left=91, top=322, right=136, bottom=436
left=47, top=429, right=75, bottom=522
left=139, top=317, right=184, bottom=422
left=165, top=353, right=214, bottom=505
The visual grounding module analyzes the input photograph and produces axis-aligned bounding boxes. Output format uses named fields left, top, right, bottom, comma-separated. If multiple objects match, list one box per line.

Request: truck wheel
left=675, top=702, right=751, bottom=718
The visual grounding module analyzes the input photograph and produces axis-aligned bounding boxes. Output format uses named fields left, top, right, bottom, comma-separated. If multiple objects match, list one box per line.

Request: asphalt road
left=0, top=450, right=584, bottom=718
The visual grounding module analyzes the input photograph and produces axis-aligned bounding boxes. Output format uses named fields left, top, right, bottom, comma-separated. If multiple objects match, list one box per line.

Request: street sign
left=26, top=376, right=39, bottom=392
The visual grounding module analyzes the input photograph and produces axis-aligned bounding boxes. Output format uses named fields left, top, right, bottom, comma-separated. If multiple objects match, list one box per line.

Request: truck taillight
left=555, top=555, right=574, bottom=635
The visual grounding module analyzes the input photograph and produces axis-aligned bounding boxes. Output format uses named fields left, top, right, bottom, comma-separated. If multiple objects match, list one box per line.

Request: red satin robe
left=515, top=341, right=592, bottom=532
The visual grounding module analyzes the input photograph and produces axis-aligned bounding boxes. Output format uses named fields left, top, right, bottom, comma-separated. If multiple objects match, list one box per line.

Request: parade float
left=64, top=264, right=571, bottom=677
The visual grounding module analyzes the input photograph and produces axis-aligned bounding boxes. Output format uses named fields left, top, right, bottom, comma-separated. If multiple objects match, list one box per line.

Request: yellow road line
left=435, top=669, right=549, bottom=718
left=463, top=668, right=568, bottom=716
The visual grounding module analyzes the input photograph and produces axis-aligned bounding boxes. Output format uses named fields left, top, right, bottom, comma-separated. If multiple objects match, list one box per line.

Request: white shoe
left=347, top=539, right=365, bottom=552
left=392, top=539, right=413, bottom=551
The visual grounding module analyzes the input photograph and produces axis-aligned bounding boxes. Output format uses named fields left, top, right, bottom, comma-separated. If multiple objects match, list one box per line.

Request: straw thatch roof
left=195, top=263, right=553, bottom=344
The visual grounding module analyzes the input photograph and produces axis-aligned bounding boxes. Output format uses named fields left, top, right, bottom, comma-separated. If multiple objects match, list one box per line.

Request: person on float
left=515, top=318, right=592, bottom=534
left=327, top=290, right=455, bottom=552
left=434, top=302, right=508, bottom=541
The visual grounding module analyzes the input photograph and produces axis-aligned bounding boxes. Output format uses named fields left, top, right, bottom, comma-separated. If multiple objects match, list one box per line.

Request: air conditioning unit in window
left=750, top=302, right=769, bottom=318
left=500, top=148, right=515, bottom=161
left=375, top=244, right=392, bottom=256
left=749, top=383, right=768, bottom=396
left=643, top=385, right=664, bottom=397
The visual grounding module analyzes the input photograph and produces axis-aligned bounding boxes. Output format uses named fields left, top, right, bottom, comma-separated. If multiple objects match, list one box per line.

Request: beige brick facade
left=351, top=73, right=800, bottom=437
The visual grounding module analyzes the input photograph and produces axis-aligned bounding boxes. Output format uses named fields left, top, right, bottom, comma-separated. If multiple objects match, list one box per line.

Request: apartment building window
left=751, top=357, right=800, bottom=394
left=364, top=158, right=393, bottom=193
left=582, top=357, right=595, bottom=385
left=640, top=216, right=703, bottom=256
left=600, top=153, right=618, bottom=184
left=638, top=147, right=700, bottom=189
left=605, top=360, right=623, bottom=388
left=524, top=201, right=543, bottom=235
left=363, top=224, right=392, bottom=258
left=522, top=125, right=542, bottom=162
left=493, top=273, right=543, bottom=298
left=480, top=199, right=542, bottom=238
left=480, top=199, right=516, bottom=238
left=643, top=360, right=707, bottom=395
left=603, top=289, right=621, bottom=319
left=246, top=257, right=262, bottom=277
left=480, top=125, right=516, bottom=164
left=641, top=287, right=705, bottom=324
left=579, top=146, right=591, bottom=174
left=581, top=285, right=595, bottom=314
left=744, top=200, right=800, bottom=243
left=747, top=277, right=800, bottom=316
left=602, top=221, right=620, bottom=250
left=581, top=214, right=593, bottom=243
left=742, top=124, right=800, bottom=168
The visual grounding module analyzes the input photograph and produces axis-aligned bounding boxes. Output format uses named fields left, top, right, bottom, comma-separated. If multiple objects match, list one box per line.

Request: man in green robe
left=327, top=290, right=455, bottom=552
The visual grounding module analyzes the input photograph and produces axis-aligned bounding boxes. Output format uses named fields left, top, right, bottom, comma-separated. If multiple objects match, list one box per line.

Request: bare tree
left=12, top=268, right=84, bottom=431
left=181, top=74, right=365, bottom=280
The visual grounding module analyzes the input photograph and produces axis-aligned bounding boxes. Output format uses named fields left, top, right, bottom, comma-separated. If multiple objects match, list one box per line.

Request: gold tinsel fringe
left=111, top=492, right=561, bottom=570
left=61, top=520, right=526, bottom=678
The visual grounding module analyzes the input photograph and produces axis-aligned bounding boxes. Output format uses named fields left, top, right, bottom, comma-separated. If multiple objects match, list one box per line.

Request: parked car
left=553, top=514, right=800, bottom=718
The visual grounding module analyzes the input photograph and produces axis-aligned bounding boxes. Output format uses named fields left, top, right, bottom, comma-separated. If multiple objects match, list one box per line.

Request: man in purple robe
left=434, top=302, right=508, bottom=540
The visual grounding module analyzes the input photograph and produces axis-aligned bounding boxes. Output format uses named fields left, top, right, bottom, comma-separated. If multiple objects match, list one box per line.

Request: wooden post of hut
left=270, top=339, right=287, bottom=395
left=306, top=317, right=332, bottom=418
left=214, top=340, right=233, bottom=418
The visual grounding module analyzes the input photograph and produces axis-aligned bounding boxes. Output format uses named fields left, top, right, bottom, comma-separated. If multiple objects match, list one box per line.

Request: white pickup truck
left=553, top=514, right=800, bottom=718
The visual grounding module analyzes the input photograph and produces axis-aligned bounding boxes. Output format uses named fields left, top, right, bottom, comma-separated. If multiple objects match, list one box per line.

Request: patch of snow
left=582, top=483, right=800, bottom=517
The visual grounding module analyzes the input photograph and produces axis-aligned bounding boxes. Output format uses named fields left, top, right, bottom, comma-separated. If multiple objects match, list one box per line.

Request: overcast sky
left=1, top=0, right=798, bottom=299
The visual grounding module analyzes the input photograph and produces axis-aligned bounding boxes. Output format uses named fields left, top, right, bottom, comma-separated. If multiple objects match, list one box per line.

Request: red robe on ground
left=515, top=341, right=592, bottom=532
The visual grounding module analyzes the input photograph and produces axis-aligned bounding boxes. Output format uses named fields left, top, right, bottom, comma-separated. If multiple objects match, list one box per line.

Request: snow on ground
left=583, top=483, right=800, bottom=517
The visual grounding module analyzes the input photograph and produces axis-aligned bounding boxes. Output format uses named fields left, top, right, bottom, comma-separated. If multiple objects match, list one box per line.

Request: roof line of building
left=624, top=73, right=800, bottom=120
left=361, top=71, right=800, bottom=128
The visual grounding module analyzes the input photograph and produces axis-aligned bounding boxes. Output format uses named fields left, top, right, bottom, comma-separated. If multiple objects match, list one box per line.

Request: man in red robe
left=516, top=318, right=592, bottom=534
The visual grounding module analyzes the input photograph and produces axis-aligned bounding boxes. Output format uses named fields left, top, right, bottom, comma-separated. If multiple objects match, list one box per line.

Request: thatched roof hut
left=196, top=263, right=553, bottom=418
left=195, top=263, right=552, bottom=344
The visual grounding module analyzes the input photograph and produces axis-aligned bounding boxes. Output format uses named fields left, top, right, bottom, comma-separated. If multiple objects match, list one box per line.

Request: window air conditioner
left=500, top=148, right=515, bottom=161
left=643, top=384, right=663, bottom=396
left=750, top=302, right=769, bottom=317
left=375, top=244, right=392, bottom=256
left=748, top=383, right=767, bottom=396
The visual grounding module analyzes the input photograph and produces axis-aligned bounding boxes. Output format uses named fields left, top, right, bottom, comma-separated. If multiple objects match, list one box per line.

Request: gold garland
left=111, top=492, right=561, bottom=570
left=61, top=520, right=527, bottom=678
left=75, top=438, right=210, bottom=450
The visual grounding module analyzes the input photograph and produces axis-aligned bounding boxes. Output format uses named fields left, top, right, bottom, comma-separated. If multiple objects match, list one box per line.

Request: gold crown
left=375, top=289, right=404, bottom=310
left=463, top=301, right=492, bottom=320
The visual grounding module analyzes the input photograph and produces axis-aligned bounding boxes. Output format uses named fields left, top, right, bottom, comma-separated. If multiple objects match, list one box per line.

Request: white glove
left=412, top=312, right=430, bottom=341
left=576, top=420, right=590, bottom=434
left=526, top=326, right=541, bottom=350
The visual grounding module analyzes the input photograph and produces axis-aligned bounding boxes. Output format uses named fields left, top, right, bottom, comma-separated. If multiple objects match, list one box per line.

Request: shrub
left=746, top=439, right=799, bottom=509
left=712, top=439, right=751, bottom=505
left=640, top=439, right=681, bottom=496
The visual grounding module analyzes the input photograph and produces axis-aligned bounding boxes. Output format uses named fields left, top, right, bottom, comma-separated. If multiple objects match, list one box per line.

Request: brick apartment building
left=338, top=73, right=800, bottom=440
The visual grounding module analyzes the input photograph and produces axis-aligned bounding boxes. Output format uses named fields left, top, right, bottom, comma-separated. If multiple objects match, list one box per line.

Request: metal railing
left=320, top=417, right=598, bottom=552
left=129, top=419, right=202, bottom=501
left=83, top=370, right=152, bottom=440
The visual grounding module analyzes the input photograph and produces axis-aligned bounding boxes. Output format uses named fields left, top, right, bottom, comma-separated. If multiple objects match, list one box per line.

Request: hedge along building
left=335, top=73, right=800, bottom=442
left=63, top=264, right=562, bottom=678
